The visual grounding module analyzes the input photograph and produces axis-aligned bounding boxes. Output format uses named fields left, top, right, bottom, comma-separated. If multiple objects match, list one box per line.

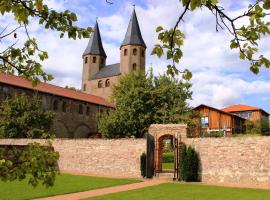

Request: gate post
left=146, top=133, right=154, bottom=178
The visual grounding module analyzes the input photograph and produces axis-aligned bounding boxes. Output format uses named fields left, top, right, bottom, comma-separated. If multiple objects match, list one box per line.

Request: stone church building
left=81, top=9, right=146, bottom=101
left=0, top=9, right=145, bottom=138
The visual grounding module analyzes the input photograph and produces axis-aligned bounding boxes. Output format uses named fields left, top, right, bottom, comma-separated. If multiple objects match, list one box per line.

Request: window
left=133, top=48, right=137, bottom=55
left=101, top=58, right=104, bottom=65
left=105, top=79, right=110, bottom=87
left=133, top=63, right=137, bottom=71
left=124, top=49, right=128, bottom=56
left=201, top=116, right=209, bottom=128
left=86, top=107, right=90, bottom=116
left=100, top=109, right=104, bottom=114
left=62, top=102, right=67, bottom=112
left=98, top=80, right=103, bottom=88
left=83, top=84, right=86, bottom=91
left=237, top=111, right=252, bottom=119
left=79, top=104, right=83, bottom=114
left=141, top=50, right=145, bottom=57
left=53, top=100, right=59, bottom=111
left=93, top=56, right=96, bottom=63
left=84, top=57, right=88, bottom=64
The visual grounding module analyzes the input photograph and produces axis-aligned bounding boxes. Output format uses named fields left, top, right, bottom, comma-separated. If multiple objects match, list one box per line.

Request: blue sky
left=1, top=0, right=270, bottom=112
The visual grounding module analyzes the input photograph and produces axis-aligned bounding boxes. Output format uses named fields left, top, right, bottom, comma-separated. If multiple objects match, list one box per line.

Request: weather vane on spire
left=133, top=4, right=136, bottom=9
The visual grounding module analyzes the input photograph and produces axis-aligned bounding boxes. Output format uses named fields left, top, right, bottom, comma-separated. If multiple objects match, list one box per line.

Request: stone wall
left=185, top=137, right=270, bottom=185
left=0, top=139, right=146, bottom=178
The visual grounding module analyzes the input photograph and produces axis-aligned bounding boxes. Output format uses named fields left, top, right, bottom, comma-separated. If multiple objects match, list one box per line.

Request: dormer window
left=133, top=63, right=137, bottom=71
left=133, top=48, right=137, bottom=55
left=84, top=57, right=88, bottom=64
left=93, top=56, right=96, bottom=63
left=124, top=49, right=128, bottom=56
left=98, top=80, right=103, bottom=88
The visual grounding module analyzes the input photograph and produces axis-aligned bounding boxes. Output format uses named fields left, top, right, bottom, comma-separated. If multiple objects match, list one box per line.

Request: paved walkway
left=37, top=179, right=166, bottom=200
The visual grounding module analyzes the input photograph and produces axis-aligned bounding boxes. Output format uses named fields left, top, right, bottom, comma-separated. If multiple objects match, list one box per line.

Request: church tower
left=120, top=8, right=146, bottom=74
left=81, top=21, right=107, bottom=92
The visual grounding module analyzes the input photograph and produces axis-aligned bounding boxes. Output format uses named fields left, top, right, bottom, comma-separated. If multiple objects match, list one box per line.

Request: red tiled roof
left=0, top=73, right=113, bottom=108
left=222, top=104, right=260, bottom=112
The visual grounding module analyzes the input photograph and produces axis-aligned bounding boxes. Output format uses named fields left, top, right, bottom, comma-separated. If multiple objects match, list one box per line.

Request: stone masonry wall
left=185, top=137, right=270, bottom=185
left=0, top=139, right=146, bottom=178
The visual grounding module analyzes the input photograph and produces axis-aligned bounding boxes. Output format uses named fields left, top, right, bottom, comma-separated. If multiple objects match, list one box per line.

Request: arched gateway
left=146, top=124, right=187, bottom=179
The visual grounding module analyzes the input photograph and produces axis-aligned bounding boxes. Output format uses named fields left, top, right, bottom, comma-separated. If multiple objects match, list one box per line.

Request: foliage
left=244, top=120, right=261, bottom=135
left=0, top=173, right=139, bottom=200
left=152, top=0, right=270, bottom=78
left=98, top=71, right=194, bottom=138
left=201, top=131, right=224, bottom=138
left=0, top=94, right=59, bottom=187
left=162, top=152, right=174, bottom=163
left=140, top=152, right=146, bottom=178
left=179, top=144, right=199, bottom=182
left=0, top=94, right=54, bottom=139
left=0, top=142, right=59, bottom=187
left=0, top=0, right=92, bottom=84
left=260, top=116, right=270, bottom=135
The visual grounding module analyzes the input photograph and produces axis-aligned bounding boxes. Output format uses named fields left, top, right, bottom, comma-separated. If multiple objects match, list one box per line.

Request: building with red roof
left=0, top=73, right=113, bottom=138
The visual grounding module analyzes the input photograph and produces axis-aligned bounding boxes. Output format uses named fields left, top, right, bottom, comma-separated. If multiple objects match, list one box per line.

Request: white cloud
left=1, top=0, right=270, bottom=111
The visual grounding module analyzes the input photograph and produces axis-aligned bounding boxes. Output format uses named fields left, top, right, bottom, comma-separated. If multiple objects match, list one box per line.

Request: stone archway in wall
left=73, top=124, right=91, bottom=138
left=146, top=124, right=187, bottom=179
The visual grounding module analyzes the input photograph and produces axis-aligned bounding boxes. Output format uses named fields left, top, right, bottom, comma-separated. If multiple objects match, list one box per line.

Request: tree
left=98, top=71, right=194, bottom=138
left=0, top=0, right=92, bottom=84
left=152, top=0, right=270, bottom=79
left=0, top=94, right=59, bottom=187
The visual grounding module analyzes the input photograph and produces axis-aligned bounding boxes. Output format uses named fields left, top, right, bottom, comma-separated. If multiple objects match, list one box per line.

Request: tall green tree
left=98, top=71, right=194, bottom=138
left=0, top=94, right=59, bottom=187
left=152, top=0, right=270, bottom=79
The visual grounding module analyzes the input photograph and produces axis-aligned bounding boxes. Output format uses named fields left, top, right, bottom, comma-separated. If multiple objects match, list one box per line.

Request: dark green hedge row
left=162, top=152, right=174, bottom=163
left=179, top=144, right=199, bottom=182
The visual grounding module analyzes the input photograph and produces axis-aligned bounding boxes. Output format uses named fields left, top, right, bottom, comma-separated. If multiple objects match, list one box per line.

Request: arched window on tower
left=101, top=58, right=104, bottom=65
left=133, top=63, right=137, bottom=71
left=124, top=49, right=128, bottom=56
left=98, top=80, right=103, bottom=88
left=53, top=100, right=59, bottom=111
left=133, top=48, right=137, bottom=55
left=84, top=57, right=88, bottom=64
left=105, top=79, right=110, bottom=87
left=141, top=50, right=145, bottom=57
left=93, top=56, right=96, bottom=63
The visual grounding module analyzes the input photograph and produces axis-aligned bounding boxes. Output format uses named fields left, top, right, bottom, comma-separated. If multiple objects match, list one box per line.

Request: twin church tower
left=81, top=9, right=146, bottom=101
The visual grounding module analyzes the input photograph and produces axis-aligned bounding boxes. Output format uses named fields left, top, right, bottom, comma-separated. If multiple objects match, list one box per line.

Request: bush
left=162, top=152, right=174, bottom=163
left=179, top=144, right=199, bottom=182
left=201, top=131, right=224, bottom=138
left=140, top=152, right=146, bottom=178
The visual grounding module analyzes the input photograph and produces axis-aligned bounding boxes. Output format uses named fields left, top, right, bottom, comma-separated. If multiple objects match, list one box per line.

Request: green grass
left=162, top=162, right=174, bottom=170
left=86, top=183, right=270, bottom=200
left=0, top=173, right=138, bottom=200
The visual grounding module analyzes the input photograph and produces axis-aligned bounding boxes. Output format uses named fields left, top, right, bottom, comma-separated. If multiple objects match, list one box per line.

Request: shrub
left=162, top=152, right=174, bottom=163
left=140, top=152, right=146, bottom=178
left=201, top=131, right=224, bottom=138
left=179, top=144, right=199, bottom=182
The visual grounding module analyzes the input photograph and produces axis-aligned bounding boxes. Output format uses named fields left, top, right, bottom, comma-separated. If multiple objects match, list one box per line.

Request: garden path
left=37, top=179, right=167, bottom=200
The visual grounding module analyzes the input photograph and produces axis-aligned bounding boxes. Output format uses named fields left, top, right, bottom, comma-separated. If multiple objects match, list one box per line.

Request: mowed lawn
left=0, top=173, right=138, bottom=200
left=87, top=183, right=270, bottom=200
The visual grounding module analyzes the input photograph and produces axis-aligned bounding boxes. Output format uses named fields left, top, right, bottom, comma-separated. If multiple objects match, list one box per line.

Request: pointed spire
left=83, top=21, right=107, bottom=57
left=121, top=7, right=146, bottom=48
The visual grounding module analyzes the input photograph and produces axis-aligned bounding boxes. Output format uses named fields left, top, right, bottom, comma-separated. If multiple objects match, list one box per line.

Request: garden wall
left=0, top=139, right=146, bottom=178
left=185, top=137, right=270, bottom=186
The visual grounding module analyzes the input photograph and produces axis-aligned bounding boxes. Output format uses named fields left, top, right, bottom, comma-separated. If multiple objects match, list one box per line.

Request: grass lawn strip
left=86, top=183, right=270, bottom=200
left=0, top=173, right=138, bottom=200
